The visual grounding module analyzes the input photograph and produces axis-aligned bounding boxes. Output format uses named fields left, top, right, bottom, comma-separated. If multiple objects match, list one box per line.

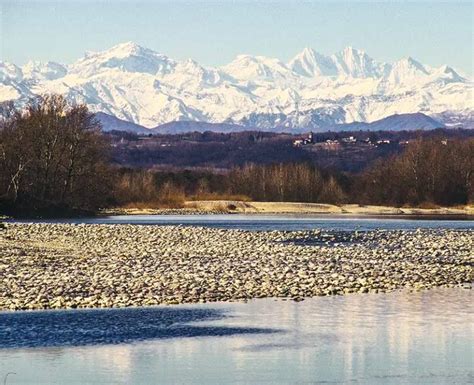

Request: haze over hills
left=1, top=42, right=472, bottom=132
left=331, top=112, right=444, bottom=132
left=94, top=112, right=152, bottom=134
left=97, top=111, right=444, bottom=134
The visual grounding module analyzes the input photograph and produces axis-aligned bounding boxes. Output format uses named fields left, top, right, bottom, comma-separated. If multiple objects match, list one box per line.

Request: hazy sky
left=1, top=1, right=473, bottom=74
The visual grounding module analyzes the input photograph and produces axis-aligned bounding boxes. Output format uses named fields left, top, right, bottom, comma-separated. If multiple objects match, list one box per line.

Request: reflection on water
left=8, top=213, right=474, bottom=231
left=1, top=288, right=472, bottom=384
left=0, top=307, right=278, bottom=348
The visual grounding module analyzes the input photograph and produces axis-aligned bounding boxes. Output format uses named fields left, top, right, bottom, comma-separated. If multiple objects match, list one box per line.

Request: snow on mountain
left=0, top=42, right=472, bottom=130
left=0, top=62, right=33, bottom=101
left=101, top=110, right=443, bottom=134
left=288, top=47, right=339, bottom=77
left=0, top=62, right=23, bottom=82
left=386, top=57, right=429, bottom=84
left=331, top=47, right=388, bottom=78
left=69, top=41, right=177, bottom=77
left=289, top=47, right=388, bottom=79
left=432, top=110, right=473, bottom=128
left=22, top=61, right=67, bottom=81
left=222, top=54, right=295, bottom=82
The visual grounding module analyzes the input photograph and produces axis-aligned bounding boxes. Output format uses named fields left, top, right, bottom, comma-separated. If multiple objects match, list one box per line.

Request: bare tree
left=0, top=95, right=112, bottom=215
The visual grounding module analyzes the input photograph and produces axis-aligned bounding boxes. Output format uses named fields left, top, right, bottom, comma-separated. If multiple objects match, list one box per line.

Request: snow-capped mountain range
left=1, top=42, right=472, bottom=131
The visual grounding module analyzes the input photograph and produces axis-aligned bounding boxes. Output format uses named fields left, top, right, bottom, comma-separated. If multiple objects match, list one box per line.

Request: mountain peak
left=22, top=60, right=67, bottom=81
left=289, top=48, right=338, bottom=77
left=114, top=41, right=142, bottom=50
left=223, top=54, right=291, bottom=81
left=290, top=46, right=385, bottom=78
left=292, top=47, right=318, bottom=62
left=435, top=65, right=465, bottom=83
left=70, top=41, right=176, bottom=76
left=402, top=56, right=426, bottom=67
left=0, top=61, right=24, bottom=82
left=85, top=41, right=160, bottom=61
left=332, top=47, right=383, bottom=78
left=300, top=47, right=316, bottom=56
left=341, top=46, right=363, bottom=54
left=338, top=46, right=370, bottom=61
left=1, top=43, right=470, bottom=130
left=386, top=57, right=430, bottom=83
left=106, top=41, right=151, bottom=56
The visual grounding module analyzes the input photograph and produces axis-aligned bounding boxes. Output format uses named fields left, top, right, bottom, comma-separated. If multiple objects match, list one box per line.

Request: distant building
left=293, top=132, right=314, bottom=147
left=323, top=139, right=341, bottom=150
left=341, top=136, right=356, bottom=143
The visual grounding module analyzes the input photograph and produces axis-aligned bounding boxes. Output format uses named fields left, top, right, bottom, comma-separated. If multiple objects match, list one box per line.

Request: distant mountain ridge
left=1, top=42, right=472, bottom=131
left=332, top=113, right=444, bottom=132
left=97, top=111, right=444, bottom=134
left=95, top=112, right=151, bottom=134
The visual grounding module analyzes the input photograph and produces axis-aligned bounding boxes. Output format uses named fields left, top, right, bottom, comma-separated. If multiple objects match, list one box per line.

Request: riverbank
left=3, top=202, right=473, bottom=219
left=102, top=201, right=474, bottom=216
left=1, top=223, right=472, bottom=310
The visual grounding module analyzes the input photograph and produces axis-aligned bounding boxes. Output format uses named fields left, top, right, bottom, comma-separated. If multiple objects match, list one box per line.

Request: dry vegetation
left=355, top=138, right=474, bottom=206
left=0, top=95, right=112, bottom=216
left=1, top=95, right=472, bottom=217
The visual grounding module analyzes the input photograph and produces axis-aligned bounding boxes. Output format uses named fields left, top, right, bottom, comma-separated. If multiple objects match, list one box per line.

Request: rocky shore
left=0, top=223, right=472, bottom=310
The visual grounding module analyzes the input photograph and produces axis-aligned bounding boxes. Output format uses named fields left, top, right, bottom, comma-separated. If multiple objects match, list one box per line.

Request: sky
left=1, top=0, right=473, bottom=75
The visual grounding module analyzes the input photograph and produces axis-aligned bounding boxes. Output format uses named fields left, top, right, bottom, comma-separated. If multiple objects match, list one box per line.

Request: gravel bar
left=0, top=223, right=472, bottom=310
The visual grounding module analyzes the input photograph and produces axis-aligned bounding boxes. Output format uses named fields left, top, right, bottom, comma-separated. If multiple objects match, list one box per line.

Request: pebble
left=0, top=223, right=472, bottom=311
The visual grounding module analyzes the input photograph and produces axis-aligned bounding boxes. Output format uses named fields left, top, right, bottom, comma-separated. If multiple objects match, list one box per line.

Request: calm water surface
left=9, top=213, right=474, bottom=231
left=0, top=289, right=473, bottom=385
left=2, top=215, right=473, bottom=384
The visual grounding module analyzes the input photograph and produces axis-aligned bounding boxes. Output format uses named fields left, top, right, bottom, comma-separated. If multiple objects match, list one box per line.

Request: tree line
left=114, top=140, right=473, bottom=208
left=0, top=95, right=111, bottom=215
left=354, top=137, right=473, bottom=206
left=1, top=96, right=472, bottom=216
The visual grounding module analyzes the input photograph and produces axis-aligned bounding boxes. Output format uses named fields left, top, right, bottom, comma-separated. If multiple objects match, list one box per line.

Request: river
left=1, top=215, right=473, bottom=384
left=8, top=213, right=474, bottom=231
left=1, top=288, right=472, bottom=384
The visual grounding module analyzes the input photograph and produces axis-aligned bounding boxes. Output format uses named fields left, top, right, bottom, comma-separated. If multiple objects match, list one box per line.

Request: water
left=9, top=213, right=474, bottom=231
left=2, top=215, right=473, bottom=383
left=1, top=288, right=472, bottom=384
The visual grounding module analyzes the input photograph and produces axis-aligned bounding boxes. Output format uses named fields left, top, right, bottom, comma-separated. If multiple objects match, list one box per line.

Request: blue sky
left=1, top=1, right=473, bottom=74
